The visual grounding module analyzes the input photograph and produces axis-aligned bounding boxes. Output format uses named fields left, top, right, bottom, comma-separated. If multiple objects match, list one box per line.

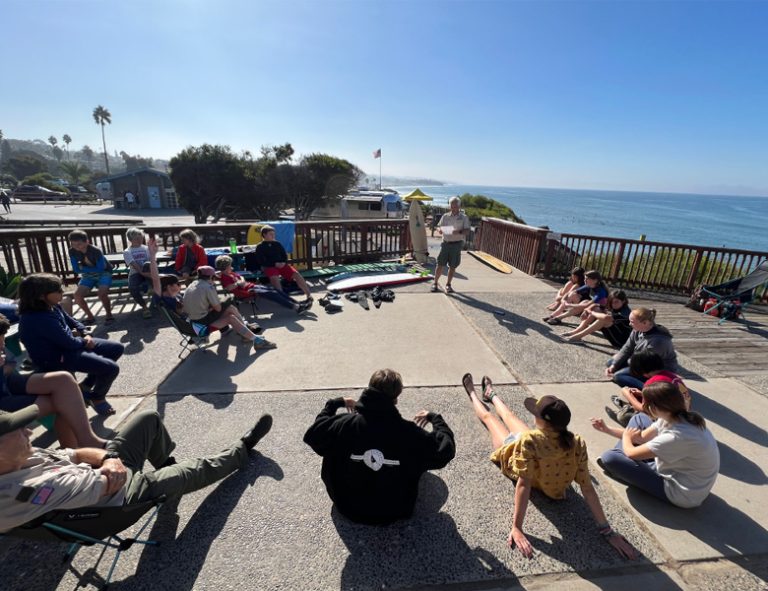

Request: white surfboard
left=408, top=202, right=429, bottom=264
left=327, top=272, right=432, bottom=292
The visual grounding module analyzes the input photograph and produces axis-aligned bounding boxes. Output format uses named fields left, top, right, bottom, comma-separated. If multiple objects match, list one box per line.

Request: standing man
left=431, top=196, right=471, bottom=293
left=303, top=368, right=456, bottom=524
left=1, top=189, right=11, bottom=214
left=124, top=190, right=136, bottom=210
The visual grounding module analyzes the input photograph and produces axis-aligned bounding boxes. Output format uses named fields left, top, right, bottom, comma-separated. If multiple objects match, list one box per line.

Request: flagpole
left=379, top=153, right=382, bottom=189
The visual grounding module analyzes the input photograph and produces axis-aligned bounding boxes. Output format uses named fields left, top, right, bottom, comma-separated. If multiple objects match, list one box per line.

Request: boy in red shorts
left=253, top=226, right=313, bottom=304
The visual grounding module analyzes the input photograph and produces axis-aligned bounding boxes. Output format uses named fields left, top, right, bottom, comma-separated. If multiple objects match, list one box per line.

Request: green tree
left=169, top=144, right=251, bottom=224
left=457, top=193, right=525, bottom=224
left=0, top=139, right=10, bottom=173
left=120, top=151, right=153, bottom=171
left=48, top=135, right=57, bottom=150
left=292, top=153, right=361, bottom=220
left=62, top=134, right=72, bottom=159
left=92, top=105, right=112, bottom=174
left=59, top=161, right=91, bottom=185
left=8, top=154, right=46, bottom=179
left=80, top=145, right=94, bottom=166
left=52, top=146, right=64, bottom=163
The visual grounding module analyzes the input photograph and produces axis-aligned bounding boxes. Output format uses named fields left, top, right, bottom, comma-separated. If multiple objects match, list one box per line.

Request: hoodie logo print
left=350, top=449, right=400, bottom=472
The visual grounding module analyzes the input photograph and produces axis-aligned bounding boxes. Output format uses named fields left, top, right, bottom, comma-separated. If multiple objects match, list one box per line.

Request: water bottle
left=229, top=238, right=237, bottom=254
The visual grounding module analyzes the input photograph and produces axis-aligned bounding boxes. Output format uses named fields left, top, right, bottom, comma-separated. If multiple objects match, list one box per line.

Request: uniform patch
left=31, top=485, right=54, bottom=505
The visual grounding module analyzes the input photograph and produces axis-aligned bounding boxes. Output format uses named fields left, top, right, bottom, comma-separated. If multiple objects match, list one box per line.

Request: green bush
left=0, top=266, right=21, bottom=299
left=456, top=193, right=525, bottom=224
left=20, top=173, right=68, bottom=193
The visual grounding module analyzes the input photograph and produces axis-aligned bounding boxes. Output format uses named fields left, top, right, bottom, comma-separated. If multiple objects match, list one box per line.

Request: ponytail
left=557, top=429, right=575, bottom=451
left=677, top=410, right=706, bottom=429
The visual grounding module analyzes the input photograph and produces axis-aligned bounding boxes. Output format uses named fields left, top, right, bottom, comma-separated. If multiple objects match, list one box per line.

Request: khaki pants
left=107, top=410, right=247, bottom=503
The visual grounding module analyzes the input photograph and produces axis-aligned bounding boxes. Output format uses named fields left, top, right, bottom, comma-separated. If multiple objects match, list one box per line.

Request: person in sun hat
left=461, top=373, right=637, bottom=560
left=0, top=404, right=273, bottom=534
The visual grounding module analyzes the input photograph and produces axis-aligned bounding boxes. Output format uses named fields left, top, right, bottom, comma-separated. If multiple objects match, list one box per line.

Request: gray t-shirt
left=646, top=418, right=720, bottom=508
left=439, top=212, right=471, bottom=243
left=182, top=279, right=220, bottom=321
left=123, top=245, right=149, bottom=275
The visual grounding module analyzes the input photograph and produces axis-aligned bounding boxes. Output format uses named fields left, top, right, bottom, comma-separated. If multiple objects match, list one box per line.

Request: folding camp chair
left=158, top=304, right=218, bottom=359
left=698, top=259, right=768, bottom=324
left=4, top=496, right=165, bottom=590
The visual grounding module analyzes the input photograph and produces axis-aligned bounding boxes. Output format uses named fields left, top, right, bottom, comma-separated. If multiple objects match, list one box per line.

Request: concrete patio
left=2, top=239, right=767, bottom=591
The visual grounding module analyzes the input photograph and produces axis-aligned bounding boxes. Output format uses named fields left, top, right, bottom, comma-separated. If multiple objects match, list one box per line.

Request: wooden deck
left=635, top=299, right=768, bottom=381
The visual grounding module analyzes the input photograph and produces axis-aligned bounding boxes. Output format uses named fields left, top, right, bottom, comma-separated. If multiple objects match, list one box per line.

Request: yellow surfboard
left=468, top=250, right=514, bottom=274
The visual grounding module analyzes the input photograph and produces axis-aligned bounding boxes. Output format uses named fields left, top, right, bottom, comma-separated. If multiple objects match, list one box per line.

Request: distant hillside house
left=95, top=167, right=180, bottom=209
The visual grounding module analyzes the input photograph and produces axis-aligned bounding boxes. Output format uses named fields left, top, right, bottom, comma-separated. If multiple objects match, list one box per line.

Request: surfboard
left=327, top=272, right=432, bottom=292
left=408, top=202, right=429, bottom=264
left=468, top=250, right=514, bottom=274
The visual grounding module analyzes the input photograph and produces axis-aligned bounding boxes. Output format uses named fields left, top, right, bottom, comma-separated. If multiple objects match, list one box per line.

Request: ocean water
left=394, top=185, right=768, bottom=252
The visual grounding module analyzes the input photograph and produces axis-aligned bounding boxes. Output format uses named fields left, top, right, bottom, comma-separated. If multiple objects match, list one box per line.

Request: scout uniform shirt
left=0, top=448, right=124, bottom=533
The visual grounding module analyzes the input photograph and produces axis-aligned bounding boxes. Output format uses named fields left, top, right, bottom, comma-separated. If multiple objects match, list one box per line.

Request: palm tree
left=48, top=135, right=57, bottom=150
left=62, top=134, right=72, bottom=159
left=60, top=161, right=90, bottom=185
left=92, top=105, right=112, bottom=174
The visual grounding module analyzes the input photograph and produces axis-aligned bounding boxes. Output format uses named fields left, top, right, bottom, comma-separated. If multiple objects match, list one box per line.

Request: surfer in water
left=432, top=196, right=471, bottom=294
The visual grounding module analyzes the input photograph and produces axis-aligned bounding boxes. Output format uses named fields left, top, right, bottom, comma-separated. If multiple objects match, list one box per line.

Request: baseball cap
left=523, top=395, right=571, bottom=430
left=197, top=266, right=216, bottom=278
left=0, top=405, right=39, bottom=437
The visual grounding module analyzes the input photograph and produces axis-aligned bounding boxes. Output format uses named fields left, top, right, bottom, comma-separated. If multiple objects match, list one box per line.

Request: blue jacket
left=19, top=306, right=87, bottom=369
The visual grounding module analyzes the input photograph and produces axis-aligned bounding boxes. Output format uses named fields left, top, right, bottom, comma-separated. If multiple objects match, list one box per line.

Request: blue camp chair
left=4, top=496, right=165, bottom=590
left=699, top=259, right=768, bottom=324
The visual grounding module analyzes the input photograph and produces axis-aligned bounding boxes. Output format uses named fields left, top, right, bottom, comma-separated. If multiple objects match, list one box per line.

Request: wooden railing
left=0, top=219, right=410, bottom=284
left=477, top=218, right=768, bottom=299
left=475, top=218, right=549, bottom=276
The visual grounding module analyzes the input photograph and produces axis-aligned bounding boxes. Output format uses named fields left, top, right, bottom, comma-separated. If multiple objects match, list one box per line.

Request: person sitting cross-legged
left=253, top=225, right=313, bottom=305
left=0, top=405, right=273, bottom=534
left=303, top=368, right=456, bottom=525
left=461, top=373, right=637, bottom=560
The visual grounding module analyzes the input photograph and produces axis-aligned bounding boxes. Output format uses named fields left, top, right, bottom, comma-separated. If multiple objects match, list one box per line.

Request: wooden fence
left=476, top=218, right=768, bottom=299
left=0, top=219, right=410, bottom=284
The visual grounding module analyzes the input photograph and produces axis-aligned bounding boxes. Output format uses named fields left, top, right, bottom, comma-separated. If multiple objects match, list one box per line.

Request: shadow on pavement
left=334, top=473, right=517, bottom=590
left=626, top=489, right=768, bottom=582
left=693, top=391, right=767, bottom=446
left=109, top=452, right=283, bottom=591
left=716, top=441, right=767, bottom=485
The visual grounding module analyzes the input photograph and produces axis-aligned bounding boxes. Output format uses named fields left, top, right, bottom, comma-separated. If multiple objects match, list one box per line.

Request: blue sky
left=3, top=0, right=768, bottom=195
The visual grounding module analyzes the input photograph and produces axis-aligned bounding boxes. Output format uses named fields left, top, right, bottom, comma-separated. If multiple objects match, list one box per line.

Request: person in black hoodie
left=303, top=368, right=456, bottom=525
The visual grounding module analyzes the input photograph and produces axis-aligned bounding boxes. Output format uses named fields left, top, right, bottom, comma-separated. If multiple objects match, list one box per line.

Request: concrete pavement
left=3, top=243, right=767, bottom=590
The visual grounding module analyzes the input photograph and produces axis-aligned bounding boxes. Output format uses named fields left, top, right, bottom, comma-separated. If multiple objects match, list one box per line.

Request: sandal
left=461, top=372, right=475, bottom=399
left=445, top=284, right=455, bottom=294
left=481, top=375, right=495, bottom=402
left=91, top=399, right=117, bottom=417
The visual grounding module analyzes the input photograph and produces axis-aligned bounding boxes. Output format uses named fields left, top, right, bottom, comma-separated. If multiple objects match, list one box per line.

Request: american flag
left=372, top=148, right=381, bottom=159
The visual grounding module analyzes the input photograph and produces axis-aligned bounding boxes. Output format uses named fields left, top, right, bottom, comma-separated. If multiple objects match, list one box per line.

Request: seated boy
left=123, top=227, right=153, bottom=319
left=253, top=226, right=312, bottom=304
left=214, top=255, right=310, bottom=315
left=68, top=230, right=114, bottom=324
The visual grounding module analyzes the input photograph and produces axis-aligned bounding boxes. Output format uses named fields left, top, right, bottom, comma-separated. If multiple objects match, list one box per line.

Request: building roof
left=97, top=167, right=170, bottom=183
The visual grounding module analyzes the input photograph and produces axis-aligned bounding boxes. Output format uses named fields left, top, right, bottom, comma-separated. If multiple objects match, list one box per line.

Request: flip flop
left=461, top=372, right=475, bottom=399
left=91, top=399, right=117, bottom=417
left=481, top=375, right=495, bottom=402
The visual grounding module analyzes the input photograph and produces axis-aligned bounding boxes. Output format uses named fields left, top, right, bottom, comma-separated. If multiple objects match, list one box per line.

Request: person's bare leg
left=33, top=397, right=79, bottom=448
left=567, top=317, right=610, bottom=341
left=433, top=265, right=444, bottom=288
left=27, top=372, right=107, bottom=447
left=463, top=375, right=509, bottom=449
left=60, top=294, right=74, bottom=316
left=563, top=316, right=591, bottom=336
left=446, top=266, right=457, bottom=288
left=97, top=286, right=113, bottom=319
left=490, top=395, right=531, bottom=435
left=211, top=310, right=255, bottom=340
left=292, top=272, right=312, bottom=299
left=74, top=286, right=95, bottom=322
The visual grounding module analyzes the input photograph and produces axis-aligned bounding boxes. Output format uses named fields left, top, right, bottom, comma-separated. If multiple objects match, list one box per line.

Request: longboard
left=468, top=250, right=514, bottom=274
left=327, top=272, right=432, bottom=292
left=408, top=201, right=428, bottom=264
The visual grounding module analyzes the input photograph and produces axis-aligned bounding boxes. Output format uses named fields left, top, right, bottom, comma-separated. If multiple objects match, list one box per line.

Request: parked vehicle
left=67, top=185, right=96, bottom=199
left=11, top=185, right=68, bottom=201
